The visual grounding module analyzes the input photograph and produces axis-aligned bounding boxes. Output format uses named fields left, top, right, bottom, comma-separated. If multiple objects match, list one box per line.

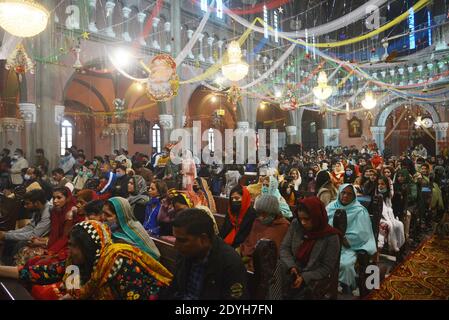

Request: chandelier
left=221, top=41, right=249, bottom=82
left=312, top=71, right=333, bottom=101
left=0, top=0, right=49, bottom=37
left=361, top=91, right=377, bottom=110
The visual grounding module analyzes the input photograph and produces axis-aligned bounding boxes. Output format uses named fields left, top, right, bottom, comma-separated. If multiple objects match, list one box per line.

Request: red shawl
left=48, top=187, right=83, bottom=253
left=224, top=187, right=252, bottom=246
left=295, top=197, right=341, bottom=266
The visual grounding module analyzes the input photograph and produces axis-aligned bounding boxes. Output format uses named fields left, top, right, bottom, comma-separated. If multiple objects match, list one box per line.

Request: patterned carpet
left=368, top=236, right=449, bottom=300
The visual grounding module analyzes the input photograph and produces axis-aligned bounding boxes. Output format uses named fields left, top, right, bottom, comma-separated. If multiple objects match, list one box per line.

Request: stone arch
left=375, top=99, right=441, bottom=127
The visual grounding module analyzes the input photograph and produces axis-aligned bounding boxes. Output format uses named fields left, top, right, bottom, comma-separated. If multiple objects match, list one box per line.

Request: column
left=187, top=29, right=195, bottom=59
left=137, top=12, right=147, bottom=46
left=198, top=34, right=205, bottom=62
left=117, top=123, right=130, bottom=150
left=0, top=118, right=24, bottom=152
left=18, top=103, right=37, bottom=162
left=320, top=128, right=340, bottom=147
left=159, top=114, right=174, bottom=146
left=105, top=1, right=116, bottom=38
left=217, top=40, right=224, bottom=60
left=207, top=36, right=215, bottom=64
left=433, top=122, right=449, bottom=155
left=164, top=22, right=171, bottom=52
left=88, top=0, right=98, bottom=32
left=370, top=126, right=387, bottom=152
left=122, top=7, right=132, bottom=42
left=152, top=17, right=160, bottom=49
left=285, top=126, right=297, bottom=144
left=108, top=123, right=118, bottom=154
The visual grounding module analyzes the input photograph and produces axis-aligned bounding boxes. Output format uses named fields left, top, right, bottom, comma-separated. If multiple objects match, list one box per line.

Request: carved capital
left=159, top=114, right=174, bottom=129
left=0, top=117, right=25, bottom=131
left=137, top=12, right=146, bottom=23
left=18, top=103, right=37, bottom=124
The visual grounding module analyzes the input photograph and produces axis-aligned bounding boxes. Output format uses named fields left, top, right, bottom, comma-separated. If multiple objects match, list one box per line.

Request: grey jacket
left=279, top=219, right=340, bottom=285
left=5, top=202, right=51, bottom=241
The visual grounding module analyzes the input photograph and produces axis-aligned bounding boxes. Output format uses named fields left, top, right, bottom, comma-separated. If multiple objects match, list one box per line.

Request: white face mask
left=24, top=174, right=31, bottom=181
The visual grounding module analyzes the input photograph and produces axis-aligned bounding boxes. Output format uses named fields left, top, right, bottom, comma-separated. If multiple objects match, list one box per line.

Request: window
left=61, top=119, right=73, bottom=155
left=152, top=124, right=161, bottom=153
left=208, top=128, right=215, bottom=152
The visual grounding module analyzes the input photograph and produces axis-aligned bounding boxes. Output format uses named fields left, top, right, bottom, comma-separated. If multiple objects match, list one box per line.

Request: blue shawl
left=261, top=176, right=293, bottom=218
left=143, top=197, right=161, bottom=236
left=326, top=184, right=376, bottom=255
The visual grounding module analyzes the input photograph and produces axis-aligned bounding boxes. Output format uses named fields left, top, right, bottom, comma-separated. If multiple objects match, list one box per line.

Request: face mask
left=78, top=171, right=84, bottom=177
left=261, top=186, right=269, bottom=193
left=105, top=220, right=119, bottom=232
left=87, top=172, right=94, bottom=178
left=93, top=160, right=98, bottom=166
left=345, top=170, right=353, bottom=176
left=231, top=201, right=242, bottom=213
left=24, top=174, right=31, bottom=181
left=116, top=172, right=124, bottom=178
left=260, top=215, right=276, bottom=225
left=193, top=185, right=200, bottom=192
left=308, top=173, right=314, bottom=178
left=12, top=155, right=19, bottom=160
left=378, top=187, right=387, bottom=194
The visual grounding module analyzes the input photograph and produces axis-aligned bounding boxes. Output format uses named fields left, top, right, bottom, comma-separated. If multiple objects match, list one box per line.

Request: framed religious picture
left=133, top=115, right=150, bottom=144
left=348, top=116, right=362, bottom=138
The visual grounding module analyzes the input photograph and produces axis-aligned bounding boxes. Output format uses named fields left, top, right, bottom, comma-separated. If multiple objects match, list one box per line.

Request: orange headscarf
left=224, top=186, right=252, bottom=246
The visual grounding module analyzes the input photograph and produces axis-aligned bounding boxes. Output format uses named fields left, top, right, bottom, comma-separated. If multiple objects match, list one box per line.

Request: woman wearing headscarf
left=240, top=194, right=290, bottom=271
left=280, top=168, right=302, bottom=207
left=343, top=164, right=357, bottom=184
left=181, top=150, right=197, bottom=192
left=330, top=161, right=345, bottom=188
left=392, top=169, right=416, bottom=241
left=193, top=177, right=217, bottom=213
left=74, top=189, right=98, bottom=219
left=326, top=184, right=376, bottom=293
left=377, top=176, right=405, bottom=253
left=280, top=197, right=341, bottom=299
left=316, top=171, right=337, bottom=206
left=261, top=176, right=293, bottom=219
left=0, top=220, right=173, bottom=299
left=102, top=197, right=161, bottom=260
left=14, top=187, right=83, bottom=265
left=127, top=175, right=149, bottom=224
left=220, top=185, right=257, bottom=248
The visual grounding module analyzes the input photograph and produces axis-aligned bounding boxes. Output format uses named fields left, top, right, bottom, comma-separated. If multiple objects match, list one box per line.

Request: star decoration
left=278, top=7, right=283, bottom=14
left=81, top=31, right=90, bottom=40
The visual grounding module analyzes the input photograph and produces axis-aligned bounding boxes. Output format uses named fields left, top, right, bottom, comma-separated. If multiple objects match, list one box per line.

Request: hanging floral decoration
left=364, top=110, right=374, bottom=122
left=146, top=54, right=179, bottom=101
left=5, top=44, right=35, bottom=80
left=279, top=83, right=300, bottom=111
left=227, top=85, right=242, bottom=105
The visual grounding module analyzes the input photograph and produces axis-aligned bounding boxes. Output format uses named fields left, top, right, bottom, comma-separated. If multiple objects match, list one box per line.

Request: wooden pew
left=0, top=278, right=34, bottom=300
left=214, top=196, right=228, bottom=215
left=0, top=194, right=21, bottom=231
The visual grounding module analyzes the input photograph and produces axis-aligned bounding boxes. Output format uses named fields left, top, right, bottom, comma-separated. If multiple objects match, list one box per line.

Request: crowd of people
left=0, top=141, right=447, bottom=300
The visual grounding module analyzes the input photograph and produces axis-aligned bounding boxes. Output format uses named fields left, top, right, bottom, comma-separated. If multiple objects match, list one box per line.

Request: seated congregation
left=1, top=145, right=445, bottom=300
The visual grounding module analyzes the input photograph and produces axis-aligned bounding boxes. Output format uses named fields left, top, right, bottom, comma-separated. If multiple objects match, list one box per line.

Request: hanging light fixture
left=361, top=91, right=377, bottom=110
left=0, top=0, right=49, bottom=37
left=312, top=71, right=333, bottom=101
left=221, top=41, right=249, bottom=82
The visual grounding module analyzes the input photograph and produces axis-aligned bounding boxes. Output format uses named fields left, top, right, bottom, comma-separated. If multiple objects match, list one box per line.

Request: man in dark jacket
left=164, top=208, right=248, bottom=300
left=111, top=164, right=129, bottom=198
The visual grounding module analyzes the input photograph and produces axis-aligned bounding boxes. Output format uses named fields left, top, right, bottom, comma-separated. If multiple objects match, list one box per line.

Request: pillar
left=320, top=128, right=340, bottom=147
left=159, top=114, right=174, bottom=146
left=105, top=1, right=116, bottom=38
left=117, top=123, right=130, bottom=151
left=164, top=22, right=171, bottom=52
left=198, top=34, right=205, bottom=62
left=0, top=118, right=24, bottom=152
left=433, top=122, right=449, bottom=155
left=137, top=12, right=147, bottom=46
left=152, top=17, right=160, bottom=49
left=88, top=0, right=98, bottom=32
left=187, top=29, right=195, bottom=59
left=122, top=7, right=132, bottom=42
left=170, top=0, right=182, bottom=130
left=217, top=40, right=224, bottom=60
left=207, top=36, right=215, bottom=64
left=18, top=103, right=36, bottom=163
left=285, top=126, right=297, bottom=144
left=370, top=126, right=387, bottom=152
left=108, top=123, right=118, bottom=154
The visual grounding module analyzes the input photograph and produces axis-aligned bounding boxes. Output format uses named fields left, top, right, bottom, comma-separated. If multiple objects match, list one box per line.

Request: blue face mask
left=105, top=220, right=119, bottom=232
left=261, top=186, right=269, bottom=194
left=116, top=172, right=124, bottom=178
left=345, top=170, right=353, bottom=176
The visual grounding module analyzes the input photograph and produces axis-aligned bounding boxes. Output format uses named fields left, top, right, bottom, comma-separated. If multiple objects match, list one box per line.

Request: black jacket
left=220, top=206, right=257, bottom=248
left=163, top=237, right=249, bottom=300
left=112, top=175, right=129, bottom=198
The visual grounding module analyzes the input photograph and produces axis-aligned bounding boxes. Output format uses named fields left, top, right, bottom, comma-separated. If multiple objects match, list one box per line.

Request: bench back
left=0, top=278, right=34, bottom=300
left=0, top=195, right=21, bottom=231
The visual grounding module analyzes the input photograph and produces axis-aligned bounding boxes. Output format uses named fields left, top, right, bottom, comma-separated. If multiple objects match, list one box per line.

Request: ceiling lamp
left=312, top=71, right=333, bottom=101
left=361, top=91, right=377, bottom=110
left=221, top=41, right=249, bottom=82
left=0, top=0, right=49, bottom=37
